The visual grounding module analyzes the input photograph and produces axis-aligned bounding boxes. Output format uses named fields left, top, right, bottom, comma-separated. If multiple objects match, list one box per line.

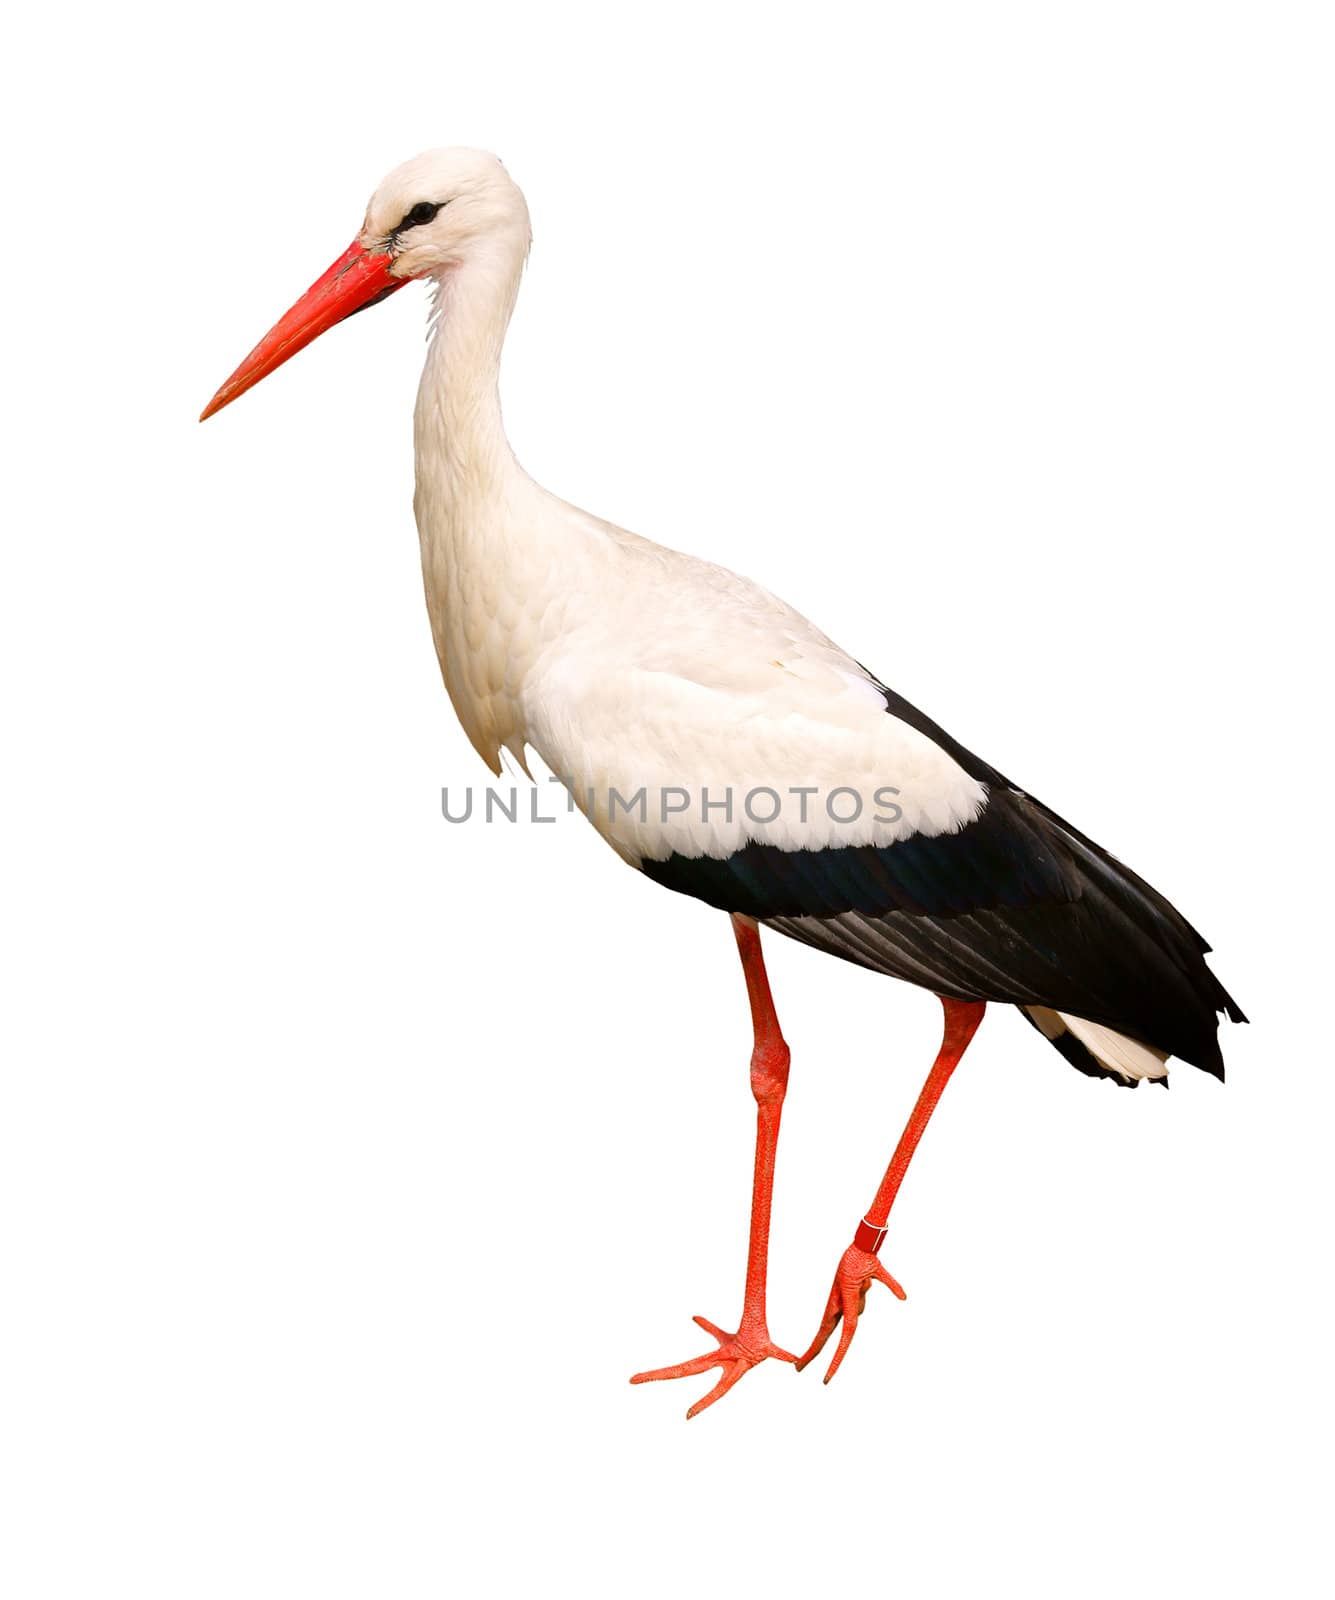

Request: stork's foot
left=630, top=1315, right=796, bottom=1419
left=794, top=1244, right=907, bottom=1384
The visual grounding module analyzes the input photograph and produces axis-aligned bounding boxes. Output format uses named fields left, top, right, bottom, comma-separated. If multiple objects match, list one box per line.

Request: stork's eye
left=398, top=200, right=444, bottom=232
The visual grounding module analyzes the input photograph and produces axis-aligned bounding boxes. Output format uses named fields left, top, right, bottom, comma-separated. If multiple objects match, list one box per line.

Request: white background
left=3, top=3, right=1332, bottom=1596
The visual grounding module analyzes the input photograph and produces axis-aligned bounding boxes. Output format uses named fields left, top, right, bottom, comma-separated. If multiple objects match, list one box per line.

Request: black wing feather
left=640, top=686, right=1245, bottom=1078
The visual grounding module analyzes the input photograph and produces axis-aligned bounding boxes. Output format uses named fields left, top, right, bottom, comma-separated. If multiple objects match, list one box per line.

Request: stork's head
left=201, top=148, right=529, bottom=421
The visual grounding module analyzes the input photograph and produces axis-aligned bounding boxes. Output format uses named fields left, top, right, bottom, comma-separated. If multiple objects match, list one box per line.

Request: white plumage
left=392, top=154, right=1186, bottom=1090
left=202, top=146, right=1243, bottom=1412
left=404, top=153, right=986, bottom=868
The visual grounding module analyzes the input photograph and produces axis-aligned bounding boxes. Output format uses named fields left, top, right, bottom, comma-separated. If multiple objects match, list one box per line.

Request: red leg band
left=853, top=1218, right=889, bottom=1254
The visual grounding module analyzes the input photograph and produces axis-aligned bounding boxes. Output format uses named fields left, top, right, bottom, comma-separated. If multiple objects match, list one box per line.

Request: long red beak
left=200, top=240, right=408, bottom=421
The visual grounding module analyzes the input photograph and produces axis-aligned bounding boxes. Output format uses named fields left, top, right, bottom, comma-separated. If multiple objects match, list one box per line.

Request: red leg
left=796, top=995, right=987, bottom=1384
left=631, top=915, right=796, bottom=1418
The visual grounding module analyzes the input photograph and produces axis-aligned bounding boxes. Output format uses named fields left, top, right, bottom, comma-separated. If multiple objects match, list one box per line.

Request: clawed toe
left=631, top=1316, right=795, bottom=1418
left=795, top=1245, right=906, bottom=1384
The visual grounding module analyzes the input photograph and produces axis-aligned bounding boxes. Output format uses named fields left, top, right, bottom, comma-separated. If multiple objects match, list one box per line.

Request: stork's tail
left=1022, top=1005, right=1172, bottom=1088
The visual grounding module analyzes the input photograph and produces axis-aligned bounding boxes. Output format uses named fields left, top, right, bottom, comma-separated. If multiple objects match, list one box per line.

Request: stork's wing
left=523, top=557, right=1242, bottom=1077
left=652, top=785, right=1240, bottom=1070
left=637, top=678, right=1244, bottom=1076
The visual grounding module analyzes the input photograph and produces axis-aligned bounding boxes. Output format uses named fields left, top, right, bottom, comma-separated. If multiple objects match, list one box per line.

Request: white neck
left=411, top=240, right=586, bottom=774
left=413, top=244, right=526, bottom=495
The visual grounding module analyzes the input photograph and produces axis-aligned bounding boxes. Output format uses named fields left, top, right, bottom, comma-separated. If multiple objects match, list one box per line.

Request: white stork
left=202, top=148, right=1245, bottom=1418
